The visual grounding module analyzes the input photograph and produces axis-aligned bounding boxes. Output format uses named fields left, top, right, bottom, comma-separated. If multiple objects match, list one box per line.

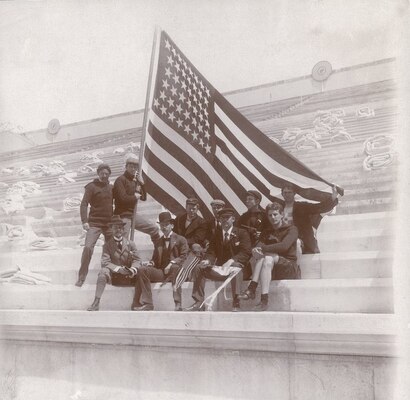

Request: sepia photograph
left=0, top=1, right=409, bottom=399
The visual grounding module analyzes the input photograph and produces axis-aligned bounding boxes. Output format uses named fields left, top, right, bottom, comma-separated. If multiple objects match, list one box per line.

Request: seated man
left=238, top=202, right=299, bottom=311
left=281, top=183, right=338, bottom=253
left=132, top=211, right=188, bottom=311
left=173, top=197, right=207, bottom=249
left=87, top=215, right=141, bottom=311
left=202, top=199, right=225, bottom=249
left=185, top=208, right=252, bottom=312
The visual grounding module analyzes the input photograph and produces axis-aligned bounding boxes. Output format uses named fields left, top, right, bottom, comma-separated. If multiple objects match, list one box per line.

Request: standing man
left=239, top=202, right=299, bottom=311
left=87, top=215, right=141, bottom=311
left=280, top=184, right=338, bottom=253
left=113, top=154, right=160, bottom=243
left=185, top=208, right=252, bottom=312
left=76, top=163, right=113, bottom=287
left=173, top=198, right=207, bottom=249
left=132, top=211, right=188, bottom=311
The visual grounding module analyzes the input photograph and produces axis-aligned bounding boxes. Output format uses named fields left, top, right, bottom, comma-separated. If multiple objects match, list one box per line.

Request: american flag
left=141, top=30, right=338, bottom=219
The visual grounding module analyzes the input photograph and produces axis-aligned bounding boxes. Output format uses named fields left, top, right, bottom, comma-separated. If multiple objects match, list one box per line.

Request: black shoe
left=253, top=302, right=268, bottom=312
left=183, top=301, right=205, bottom=311
left=237, top=289, right=255, bottom=301
left=174, top=302, right=182, bottom=311
left=75, top=279, right=85, bottom=287
left=135, top=303, right=154, bottom=311
left=87, top=298, right=100, bottom=311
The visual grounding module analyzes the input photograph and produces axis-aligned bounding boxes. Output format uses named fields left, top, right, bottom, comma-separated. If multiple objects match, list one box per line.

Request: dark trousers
left=78, top=226, right=111, bottom=281
left=133, top=264, right=180, bottom=306
left=191, top=267, right=243, bottom=304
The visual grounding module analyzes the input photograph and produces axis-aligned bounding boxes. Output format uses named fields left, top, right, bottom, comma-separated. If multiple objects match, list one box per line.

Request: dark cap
left=108, top=215, right=126, bottom=226
left=246, top=190, right=262, bottom=202
left=218, top=207, right=235, bottom=217
left=186, top=198, right=199, bottom=206
left=97, top=163, right=111, bottom=174
left=210, top=199, right=225, bottom=207
left=158, top=211, right=174, bottom=224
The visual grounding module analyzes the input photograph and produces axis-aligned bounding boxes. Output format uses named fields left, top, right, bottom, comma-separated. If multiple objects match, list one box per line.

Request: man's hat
left=210, top=199, right=225, bottom=207
left=96, top=163, right=111, bottom=174
left=186, top=197, right=199, bottom=206
left=108, top=215, right=126, bottom=226
left=218, top=207, right=235, bottom=217
left=125, top=154, right=139, bottom=165
left=158, top=211, right=174, bottom=224
left=247, top=190, right=262, bottom=202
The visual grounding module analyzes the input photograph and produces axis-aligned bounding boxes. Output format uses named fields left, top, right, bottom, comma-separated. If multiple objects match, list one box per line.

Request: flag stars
left=159, top=91, right=167, bottom=101
left=198, top=124, right=203, bottom=133
left=199, top=81, right=205, bottom=90
left=153, top=98, right=160, bottom=108
left=192, top=131, right=199, bottom=141
left=176, top=118, right=183, bottom=128
left=175, top=104, right=183, bottom=114
left=162, top=79, right=170, bottom=90
left=168, top=112, right=176, bottom=122
left=184, top=124, right=191, bottom=135
left=166, top=97, right=175, bottom=107
left=171, top=47, right=177, bottom=56
left=167, top=55, right=174, bottom=65
left=187, top=88, right=192, bottom=97
left=205, top=120, right=210, bottom=128
left=198, top=113, right=204, bottom=122
left=165, top=39, right=171, bottom=49
left=160, top=105, right=167, bottom=115
left=205, top=144, right=211, bottom=153
left=178, top=92, right=186, bottom=102
left=181, top=81, right=187, bottom=91
left=175, top=62, right=181, bottom=72
left=172, top=74, right=180, bottom=84
left=186, top=99, right=192, bottom=109
left=183, top=110, right=190, bottom=120
left=165, top=67, right=172, bottom=78
left=204, top=130, right=210, bottom=140
left=191, top=118, right=197, bottom=127
left=205, top=87, right=210, bottom=97
left=198, top=138, right=204, bottom=147
left=181, top=69, right=186, bottom=78
left=170, top=86, right=178, bottom=96
left=193, top=106, right=198, bottom=116
left=203, top=97, right=209, bottom=106
left=177, top=53, right=182, bottom=62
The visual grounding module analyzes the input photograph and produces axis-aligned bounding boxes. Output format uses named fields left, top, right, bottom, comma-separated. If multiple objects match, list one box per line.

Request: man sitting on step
left=132, top=211, right=188, bottom=311
left=238, top=202, right=299, bottom=311
left=87, top=215, right=141, bottom=311
left=185, top=208, right=252, bottom=312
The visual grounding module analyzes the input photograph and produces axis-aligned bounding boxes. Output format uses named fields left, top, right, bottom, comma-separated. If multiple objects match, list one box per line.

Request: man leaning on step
left=75, top=163, right=113, bottom=287
left=87, top=215, right=141, bottom=311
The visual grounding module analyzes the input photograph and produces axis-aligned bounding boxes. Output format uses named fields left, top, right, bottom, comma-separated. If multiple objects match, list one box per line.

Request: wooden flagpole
left=130, top=26, right=162, bottom=241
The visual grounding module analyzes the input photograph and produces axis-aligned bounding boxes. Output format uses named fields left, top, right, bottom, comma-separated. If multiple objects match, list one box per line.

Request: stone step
left=33, top=250, right=393, bottom=285
left=0, top=278, right=394, bottom=313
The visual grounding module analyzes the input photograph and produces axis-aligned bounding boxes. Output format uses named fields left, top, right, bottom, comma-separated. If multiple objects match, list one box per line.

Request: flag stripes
left=141, top=30, right=338, bottom=220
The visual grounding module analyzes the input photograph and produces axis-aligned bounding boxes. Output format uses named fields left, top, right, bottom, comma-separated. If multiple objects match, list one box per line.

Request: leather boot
left=87, top=298, right=100, bottom=311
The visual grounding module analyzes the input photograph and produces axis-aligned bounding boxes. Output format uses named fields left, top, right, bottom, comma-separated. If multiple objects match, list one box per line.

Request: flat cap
left=210, top=199, right=225, bottom=207
left=246, top=190, right=262, bottom=202
left=108, top=215, right=126, bottom=226
left=186, top=197, right=199, bottom=206
left=218, top=207, right=235, bottom=217
left=125, top=154, right=139, bottom=165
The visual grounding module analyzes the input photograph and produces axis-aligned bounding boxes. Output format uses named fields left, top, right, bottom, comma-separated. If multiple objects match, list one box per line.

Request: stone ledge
left=0, top=310, right=398, bottom=358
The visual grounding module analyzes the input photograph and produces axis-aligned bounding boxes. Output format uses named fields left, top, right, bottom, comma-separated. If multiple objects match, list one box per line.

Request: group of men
left=78, top=156, right=338, bottom=312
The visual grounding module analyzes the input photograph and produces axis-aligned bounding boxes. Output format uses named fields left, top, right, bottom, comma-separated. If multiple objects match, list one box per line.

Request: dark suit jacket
left=237, top=207, right=270, bottom=246
left=202, top=217, right=221, bottom=245
left=206, top=226, right=252, bottom=267
left=281, top=198, right=338, bottom=254
left=101, top=237, right=141, bottom=271
left=151, top=232, right=188, bottom=269
left=173, top=213, right=207, bottom=247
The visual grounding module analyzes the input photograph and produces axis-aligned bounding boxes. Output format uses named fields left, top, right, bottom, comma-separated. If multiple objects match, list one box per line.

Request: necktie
left=224, top=232, right=230, bottom=244
left=117, top=241, right=122, bottom=251
left=164, top=237, right=170, bottom=249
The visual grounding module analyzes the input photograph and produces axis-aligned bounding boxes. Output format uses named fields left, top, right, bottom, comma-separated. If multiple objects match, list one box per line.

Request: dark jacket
left=151, top=232, right=189, bottom=270
left=174, top=214, right=207, bottom=248
left=80, top=179, right=113, bottom=227
left=113, top=171, right=147, bottom=218
left=101, top=237, right=141, bottom=271
left=202, top=217, right=221, bottom=246
left=285, top=198, right=338, bottom=254
left=237, top=206, right=270, bottom=246
left=206, top=226, right=252, bottom=267
left=258, top=224, right=298, bottom=261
